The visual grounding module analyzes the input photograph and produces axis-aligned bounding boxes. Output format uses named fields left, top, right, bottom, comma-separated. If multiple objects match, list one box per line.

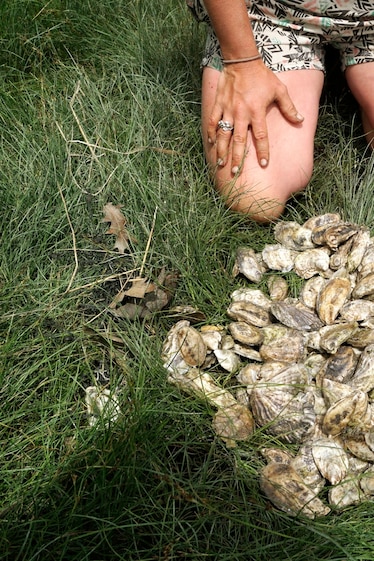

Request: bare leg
left=345, top=62, right=374, bottom=148
left=202, top=67, right=324, bottom=222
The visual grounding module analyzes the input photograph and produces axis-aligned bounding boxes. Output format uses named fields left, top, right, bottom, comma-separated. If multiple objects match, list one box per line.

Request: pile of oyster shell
left=161, top=213, right=374, bottom=518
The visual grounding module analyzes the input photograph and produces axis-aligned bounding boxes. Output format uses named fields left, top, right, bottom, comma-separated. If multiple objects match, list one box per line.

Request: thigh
left=345, top=62, right=374, bottom=144
left=202, top=67, right=324, bottom=214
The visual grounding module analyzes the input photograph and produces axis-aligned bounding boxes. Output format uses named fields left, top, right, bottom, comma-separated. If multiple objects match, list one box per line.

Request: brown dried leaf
left=111, top=302, right=151, bottom=320
left=123, top=277, right=156, bottom=299
left=102, top=202, right=131, bottom=253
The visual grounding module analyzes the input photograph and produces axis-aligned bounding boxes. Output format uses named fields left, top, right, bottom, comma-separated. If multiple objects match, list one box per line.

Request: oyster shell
left=212, top=403, right=255, bottom=448
left=262, top=244, right=296, bottom=272
left=291, top=441, right=326, bottom=492
left=228, top=321, right=263, bottom=346
left=304, top=352, right=326, bottom=381
left=251, top=370, right=315, bottom=443
left=274, top=221, right=315, bottom=251
left=312, top=222, right=359, bottom=250
left=352, top=272, right=374, bottom=299
left=161, top=320, right=207, bottom=370
left=299, top=276, right=326, bottom=310
left=261, top=447, right=293, bottom=465
left=236, top=363, right=261, bottom=387
left=260, top=462, right=330, bottom=518
left=85, top=386, right=121, bottom=427
left=348, top=344, right=374, bottom=393
left=162, top=320, right=194, bottom=375
left=320, top=345, right=358, bottom=384
left=270, top=301, right=323, bottom=331
left=329, top=238, right=353, bottom=271
left=357, top=241, right=374, bottom=279
left=360, top=465, right=374, bottom=496
left=319, top=322, right=358, bottom=354
left=232, top=247, right=265, bottom=283
left=221, top=333, right=234, bottom=350
left=293, top=247, right=330, bottom=279
left=177, top=324, right=207, bottom=367
left=339, top=299, right=374, bottom=322
left=267, top=274, right=289, bottom=301
left=347, top=227, right=371, bottom=273
left=213, top=348, right=240, bottom=373
left=303, top=213, right=341, bottom=231
left=260, top=326, right=305, bottom=363
left=344, top=435, right=374, bottom=462
left=227, top=300, right=271, bottom=327
left=168, top=368, right=237, bottom=410
left=322, top=390, right=368, bottom=436
left=232, top=344, right=262, bottom=361
left=328, top=476, right=362, bottom=510
left=200, top=325, right=224, bottom=350
left=347, top=327, right=374, bottom=348
left=321, top=378, right=356, bottom=408
left=312, top=435, right=349, bottom=485
left=230, top=288, right=272, bottom=309
left=316, top=270, right=351, bottom=325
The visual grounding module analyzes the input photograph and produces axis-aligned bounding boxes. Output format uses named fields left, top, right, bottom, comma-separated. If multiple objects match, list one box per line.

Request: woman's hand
left=207, top=60, right=304, bottom=174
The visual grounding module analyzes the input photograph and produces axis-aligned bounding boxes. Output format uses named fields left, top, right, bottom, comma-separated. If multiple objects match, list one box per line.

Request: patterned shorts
left=186, top=0, right=374, bottom=73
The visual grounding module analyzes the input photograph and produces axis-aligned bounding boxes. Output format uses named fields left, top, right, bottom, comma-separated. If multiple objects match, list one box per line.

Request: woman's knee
left=215, top=166, right=312, bottom=223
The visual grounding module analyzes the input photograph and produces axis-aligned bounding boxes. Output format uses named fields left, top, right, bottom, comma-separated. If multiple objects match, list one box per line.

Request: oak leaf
left=102, top=203, right=131, bottom=253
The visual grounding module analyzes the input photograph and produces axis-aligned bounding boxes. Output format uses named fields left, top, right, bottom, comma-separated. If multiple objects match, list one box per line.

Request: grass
left=1, top=1, right=374, bottom=559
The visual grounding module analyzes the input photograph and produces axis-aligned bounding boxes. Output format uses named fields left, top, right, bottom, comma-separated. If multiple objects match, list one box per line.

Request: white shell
left=303, top=213, right=341, bottom=231
left=260, top=462, right=330, bottom=518
left=212, top=403, right=255, bottom=447
left=200, top=325, right=224, bottom=350
left=273, top=221, right=315, bottom=251
left=319, top=322, right=358, bottom=354
left=213, top=348, right=240, bottom=373
left=312, top=436, right=349, bottom=485
left=299, top=276, right=326, bottom=309
left=293, top=247, right=330, bottom=279
left=161, top=320, right=193, bottom=375
left=328, top=476, right=362, bottom=510
left=230, top=288, right=272, bottom=309
left=262, top=244, right=296, bottom=272
left=227, top=301, right=272, bottom=327
left=232, top=247, right=265, bottom=283
left=267, top=274, right=289, bottom=301
left=259, top=327, right=305, bottom=363
left=340, top=299, right=374, bottom=322
left=348, top=344, right=374, bottom=393
left=228, top=321, right=263, bottom=346
left=316, top=270, right=351, bottom=325
left=85, top=386, right=121, bottom=427
left=236, top=363, right=261, bottom=387
left=360, top=465, right=374, bottom=495
left=292, top=441, right=326, bottom=492
left=347, top=228, right=371, bottom=272
left=168, top=368, right=237, bottom=410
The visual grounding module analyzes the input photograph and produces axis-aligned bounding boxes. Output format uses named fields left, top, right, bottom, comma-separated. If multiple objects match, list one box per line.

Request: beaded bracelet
left=222, top=54, right=262, bottom=64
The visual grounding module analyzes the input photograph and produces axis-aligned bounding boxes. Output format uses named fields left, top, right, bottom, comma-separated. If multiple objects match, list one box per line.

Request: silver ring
left=218, top=120, right=234, bottom=132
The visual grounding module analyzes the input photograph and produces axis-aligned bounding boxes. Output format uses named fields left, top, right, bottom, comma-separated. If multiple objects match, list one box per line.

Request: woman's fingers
left=230, top=125, right=249, bottom=174
left=275, top=83, right=304, bottom=125
left=251, top=112, right=269, bottom=168
left=206, top=67, right=304, bottom=174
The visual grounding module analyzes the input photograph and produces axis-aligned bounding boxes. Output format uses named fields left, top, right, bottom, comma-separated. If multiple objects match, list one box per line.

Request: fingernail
left=260, top=158, right=268, bottom=167
left=208, top=136, right=213, bottom=144
left=232, top=166, right=239, bottom=174
left=296, top=113, right=304, bottom=122
left=217, top=158, right=224, bottom=166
